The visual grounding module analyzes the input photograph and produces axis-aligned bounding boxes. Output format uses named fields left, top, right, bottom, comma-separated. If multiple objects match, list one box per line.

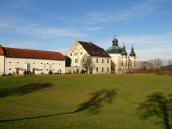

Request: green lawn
left=0, top=74, right=172, bottom=129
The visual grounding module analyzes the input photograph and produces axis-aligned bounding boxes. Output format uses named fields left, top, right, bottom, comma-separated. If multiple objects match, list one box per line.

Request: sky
left=0, top=0, right=172, bottom=60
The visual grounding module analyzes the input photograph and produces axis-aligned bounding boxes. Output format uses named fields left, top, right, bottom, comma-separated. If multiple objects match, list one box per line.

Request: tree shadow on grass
left=0, top=83, right=53, bottom=98
left=0, top=89, right=117, bottom=123
left=137, top=92, right=172, bottom=129
left=74, top=89, right=117, bottom=114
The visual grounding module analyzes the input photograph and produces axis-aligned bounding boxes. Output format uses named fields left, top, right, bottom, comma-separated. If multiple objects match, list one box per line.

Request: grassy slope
left=0, top=74, right=172, bottom=129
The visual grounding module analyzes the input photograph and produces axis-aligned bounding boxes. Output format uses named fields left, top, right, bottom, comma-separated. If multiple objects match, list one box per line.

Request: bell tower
left=112, top=35, right=118, bottom=47
left=129, top=44, right=136, bottom=69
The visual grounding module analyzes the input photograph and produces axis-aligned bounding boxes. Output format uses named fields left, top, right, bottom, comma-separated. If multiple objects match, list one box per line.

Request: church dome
left=106, top=46, right=123, bottom=54
left=106, top=36, right=123, bottom=54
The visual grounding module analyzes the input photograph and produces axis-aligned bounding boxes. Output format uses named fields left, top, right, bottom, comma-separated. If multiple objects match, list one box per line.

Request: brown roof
left=0, top=46, right=65, bottom=61
left=78, top=41, right=111, bottom=58
left=0, top=45, right=4, bottom=55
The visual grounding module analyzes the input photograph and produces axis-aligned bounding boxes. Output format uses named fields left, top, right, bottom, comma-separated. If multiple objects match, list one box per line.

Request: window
left=126, top=62, right=128, bottom=66
left=80, top=52, right=82, bottom=55
left=96, top=67, right=98, bottom=72
left=102, top=59, right=104, bottom=63
left=107, top=59, right=109, bottom=63
left=47, top=63, right=49, bottom=64
left=70, top=53, right=72, bottom=56
left=102, top=67, right=104, bottom=72
left=17, top=62, right=19, bottom=64
left=47, top=69, right=49, bottom=71
left=33, top=63, right=35, bottom=64
left=9, top=68, right=11, bottom=70
left=121, top=62, right=123, bottom=66
left=96, top=58, right=98, bottom=63
left=75, top=52, right=78, bottom=56
left=107, top=67, right=109, bottom=72
left=41, top=63, right=43, bottom=64
left=26, top=63, right=31, bottom=71
left=75, top=59, right=78, bottom=63
left=9, top=62, right=11, bottom=64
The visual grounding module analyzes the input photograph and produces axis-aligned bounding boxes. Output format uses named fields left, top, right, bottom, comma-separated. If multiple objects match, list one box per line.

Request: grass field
left=0, top=74, right=172, bottom=129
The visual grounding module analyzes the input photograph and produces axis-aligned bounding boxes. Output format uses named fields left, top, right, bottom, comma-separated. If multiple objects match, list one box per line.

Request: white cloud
left=85, top=26, right=103, bottom=31
left=84, top=0, right=163, bottom=25
left=38, top=27, right=86, bottom=38
left=97, top=32, right=172, bottom=61
left=119, top=33, right=172, bottom=45
left=137, top=47, right=172, bottom=60
left=0, top=21, right=86, bottom=39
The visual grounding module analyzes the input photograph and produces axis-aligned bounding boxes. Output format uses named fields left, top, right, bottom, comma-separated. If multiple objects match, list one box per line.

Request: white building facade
left=67, top=41, right=111, bottom=74
left=106, top=37, right=136, bottom=73
left=0, top=45, right=65, bottom=75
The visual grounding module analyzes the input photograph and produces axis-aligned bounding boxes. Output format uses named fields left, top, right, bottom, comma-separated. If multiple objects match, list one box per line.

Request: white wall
left=68, top=42, right=88, bottom=67
left=2, top=57, right=65, bottom=75
left=68, top=42, right=111, bottom=74
left=129, top=56, right=136, bottom=69
left=91, top=57, right=111, bottom=74
left=110, top=54, right=136, bottom=73
left=0, top=56, right=4, bottom=75
left=109, top=54, right=121, bottom=73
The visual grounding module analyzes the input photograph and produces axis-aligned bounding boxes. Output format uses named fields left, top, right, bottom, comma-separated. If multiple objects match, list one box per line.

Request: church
left=67, top=36, right=136, bottom=74
left=106, top=37, right=136, bottom=73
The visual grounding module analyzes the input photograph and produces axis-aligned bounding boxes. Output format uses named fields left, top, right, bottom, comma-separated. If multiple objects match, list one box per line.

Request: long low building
left=0, top=45, right=65, bottom=75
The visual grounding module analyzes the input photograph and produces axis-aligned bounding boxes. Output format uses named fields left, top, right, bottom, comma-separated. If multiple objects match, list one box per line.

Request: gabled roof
left=78, top=41, right=111, bottom=58
left=0, top=45, right=65, bottom=61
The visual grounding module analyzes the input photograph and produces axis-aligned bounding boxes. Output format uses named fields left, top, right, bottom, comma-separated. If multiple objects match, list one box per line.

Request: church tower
left=129, top=44, right=136, bottom=70
left=112, top=36, right=119, bottom=47
left=121, top=44, right=128, bottom=72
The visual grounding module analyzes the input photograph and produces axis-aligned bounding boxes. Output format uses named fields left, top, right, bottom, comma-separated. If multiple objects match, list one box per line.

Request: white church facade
left=106, top=37, right=136, bottom=73
left=0, top=45, right=65, bottom=75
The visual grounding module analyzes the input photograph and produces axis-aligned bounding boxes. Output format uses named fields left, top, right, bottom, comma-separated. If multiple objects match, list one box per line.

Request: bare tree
left=147, top=58, right=163, bottom=69
left=81, top=54, right=92, bottom=74
left=168, top=59, right=172, bottom=65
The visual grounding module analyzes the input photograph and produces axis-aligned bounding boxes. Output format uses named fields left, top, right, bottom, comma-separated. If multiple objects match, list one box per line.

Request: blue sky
left=0, top=0, right=172, bottom=60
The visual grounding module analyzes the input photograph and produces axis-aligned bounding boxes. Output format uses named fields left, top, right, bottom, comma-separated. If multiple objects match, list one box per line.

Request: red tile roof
left=78, top=41, right=111, bottom=58
left=0, top=46, right=65, bottom=61
left=0, top=45, right=4, bottom=56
